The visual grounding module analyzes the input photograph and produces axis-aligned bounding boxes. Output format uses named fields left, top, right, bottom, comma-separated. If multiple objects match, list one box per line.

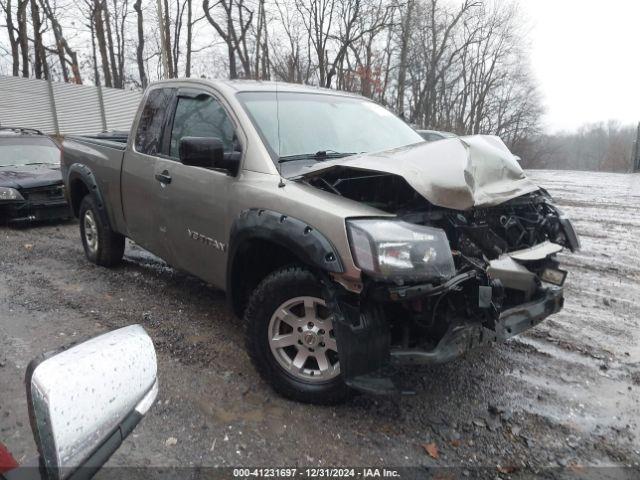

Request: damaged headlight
left=557, top=213, right=581, bottom=252
left=0, top=187, right=24, bottom=202
left=346, top=219, right=456, bottom=282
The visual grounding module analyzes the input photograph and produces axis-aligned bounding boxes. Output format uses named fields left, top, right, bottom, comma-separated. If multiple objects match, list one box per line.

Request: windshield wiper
left=278, top=150, right=357, bottom=163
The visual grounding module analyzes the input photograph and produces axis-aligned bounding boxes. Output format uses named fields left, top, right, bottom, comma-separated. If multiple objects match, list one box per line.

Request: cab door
left=121, top=87, right=176, bottom=259
left=156, top=88, right=240, bottom=288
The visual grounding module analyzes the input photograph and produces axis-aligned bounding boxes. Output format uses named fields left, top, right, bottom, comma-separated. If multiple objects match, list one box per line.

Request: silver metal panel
left=53, top=81, right=105, bottom=135
left=102, top=87, right=142, bottom=131
left=0, top=76, right=142, bottom=135
left=0, top=75, right=55, bottom=132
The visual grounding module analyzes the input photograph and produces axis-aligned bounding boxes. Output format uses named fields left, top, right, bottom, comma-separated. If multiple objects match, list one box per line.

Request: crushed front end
left=321, top=181, right=579, bottom=394
left=0, top=183, right=70, bottom=224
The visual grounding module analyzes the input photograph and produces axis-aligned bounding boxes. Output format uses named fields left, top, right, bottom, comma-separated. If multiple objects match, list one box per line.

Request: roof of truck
left=221, top=79, right=355, bottom=95
left=150, top=78, right=360, bottom=98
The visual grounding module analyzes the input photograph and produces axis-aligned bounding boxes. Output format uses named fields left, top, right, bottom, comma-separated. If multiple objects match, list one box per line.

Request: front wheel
left=244, top=266, right=352, bottom=404
left=79, top=195, right=125, bottom=267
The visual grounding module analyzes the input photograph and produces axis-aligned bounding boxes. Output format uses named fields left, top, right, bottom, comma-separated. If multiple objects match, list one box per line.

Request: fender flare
left=226, top=209, right=345, bottom=313
left=66, top=163, right=111, bottom=226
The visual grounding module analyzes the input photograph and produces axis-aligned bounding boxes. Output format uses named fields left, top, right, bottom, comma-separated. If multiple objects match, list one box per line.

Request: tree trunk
left=102, top=0, right=120, bottom=87
left=93, top=0, right=112, bottom=87
left=253, top=0, right=262, bottom=79
left=395, top=0, right=414, bottom=117
left=3, top=0, right=21, bottom=76
left=162, top=0, right=174, bottom=77
left=52, top=20, right=70, bottom=81
left=30, top=0, right=46, bottom=79
left=226, top=11, right=237, bottom=79
left=133, top=0, right=147, bottom=87
left=185, top=0, right=192, bottom=77
left=90, top=20, right=101, bottom=86
left=17, top=0, right=29, bottom=77
left=110, top=0, right=127, bottom=87
left=261, top=12, right=269, bottom=80
left=41, top=0, right=82, bottom=83
left=228, top=38, right=237, bottom=79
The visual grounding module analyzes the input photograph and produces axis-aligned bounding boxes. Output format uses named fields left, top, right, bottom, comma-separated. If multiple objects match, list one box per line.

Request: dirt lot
left=1, top=170, right=639, bottom=476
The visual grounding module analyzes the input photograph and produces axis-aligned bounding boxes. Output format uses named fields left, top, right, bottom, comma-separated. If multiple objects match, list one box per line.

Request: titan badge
left=187, top=228, right=227, bottom=252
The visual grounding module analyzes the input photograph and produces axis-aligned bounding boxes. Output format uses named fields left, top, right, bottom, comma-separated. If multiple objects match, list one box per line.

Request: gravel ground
left=1, top=170, right=639, bottom=478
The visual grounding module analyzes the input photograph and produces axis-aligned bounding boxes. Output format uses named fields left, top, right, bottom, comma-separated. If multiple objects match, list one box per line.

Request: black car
left=0, top=127, right=70, bottom=224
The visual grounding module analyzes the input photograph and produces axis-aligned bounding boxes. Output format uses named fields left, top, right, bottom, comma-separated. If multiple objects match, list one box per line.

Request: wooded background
left=0, top=0, right=637, bottom=171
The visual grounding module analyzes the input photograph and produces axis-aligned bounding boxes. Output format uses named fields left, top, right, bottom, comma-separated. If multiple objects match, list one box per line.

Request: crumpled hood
left=0, top=163, right=62, bottom=190
left=298, top=135, right=540, bottom=210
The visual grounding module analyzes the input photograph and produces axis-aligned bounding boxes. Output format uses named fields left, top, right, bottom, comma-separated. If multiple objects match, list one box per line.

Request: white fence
left=0, top=75, right=142, bottom=135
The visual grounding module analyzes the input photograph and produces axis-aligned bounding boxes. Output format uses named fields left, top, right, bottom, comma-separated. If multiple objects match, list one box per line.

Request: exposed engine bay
left=305, top=169, right=576, bottom=259
left=304, top=167, right=579, bottom=390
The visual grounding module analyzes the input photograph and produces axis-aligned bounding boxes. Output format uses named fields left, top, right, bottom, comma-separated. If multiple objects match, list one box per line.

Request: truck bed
left=65, top=134, right=128, bottom=151
left=61, top=134, right=129, bottom=233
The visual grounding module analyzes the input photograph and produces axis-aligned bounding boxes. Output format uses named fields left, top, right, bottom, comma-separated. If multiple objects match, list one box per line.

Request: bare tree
left=0, top=0, right=21, bottom=75
left=294, top=0, right=343, bottom=87
left=253, top=0, right=269, bottom=79
left=30, top=0, right=49, bottom=79
left=84, top=0, right=113, bottom=86
left=270, top=0, right=314, bottom=83
left=16, top=0, right=29, bottom=77
left=104, top=0, right=128, bottom=87
left=133, top=0, right=147, bottom=86
left=342, top=0, right=395, bottom=97
left=395, top=0, right=413, bottom=115
left=169, top=0, right=184, bottom=77
left=42, top=0, right=82, bottom=83
left=0, top=0, right=548, bottom=164
left=185, top=0, right=193, bottom=76
left=159, top=0, right=174, bottom=77
left=203, top=0, right=254, bottom=79
left=407, top=0, right=479, bottom=127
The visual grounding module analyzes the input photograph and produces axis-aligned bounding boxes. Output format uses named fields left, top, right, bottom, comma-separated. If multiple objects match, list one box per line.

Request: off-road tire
left=244, top=266, right=352, bottom=404
left=79, top=195, right=125, bottom=267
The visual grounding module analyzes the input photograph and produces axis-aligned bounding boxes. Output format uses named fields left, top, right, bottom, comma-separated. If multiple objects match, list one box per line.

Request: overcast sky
left=522, top=0, right=640, bottom=132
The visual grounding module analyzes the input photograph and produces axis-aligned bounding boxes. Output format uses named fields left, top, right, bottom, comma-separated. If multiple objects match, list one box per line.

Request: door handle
left=155, top=170, right=172, bottom=184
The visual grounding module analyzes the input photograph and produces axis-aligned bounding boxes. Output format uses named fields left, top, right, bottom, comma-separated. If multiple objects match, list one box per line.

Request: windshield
left=0, top=138, right=60, bottom=167
left=238, top=91, right=423, bottom=173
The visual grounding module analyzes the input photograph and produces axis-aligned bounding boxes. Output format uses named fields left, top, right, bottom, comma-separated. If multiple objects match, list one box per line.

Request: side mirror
left=25, top=325, right=158, bottom=479
left=179, top=136, right=240, bottom=175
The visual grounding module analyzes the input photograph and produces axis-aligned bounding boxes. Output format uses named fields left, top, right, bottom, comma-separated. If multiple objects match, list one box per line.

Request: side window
left=135, top=88, right=175, bottom=155
left=169, top=95, right=235, bottom=158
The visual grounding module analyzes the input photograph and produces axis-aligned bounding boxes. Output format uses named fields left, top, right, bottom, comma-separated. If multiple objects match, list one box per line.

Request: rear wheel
left=244, top=266, right=352, bottom=404
left=79, top=195, right=125, bottom=267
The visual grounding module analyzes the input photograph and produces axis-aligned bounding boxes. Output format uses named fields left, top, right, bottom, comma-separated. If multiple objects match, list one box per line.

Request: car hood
left=0, top=163, right=63, bottom=190
left=297, top=135, right=539, bottom=210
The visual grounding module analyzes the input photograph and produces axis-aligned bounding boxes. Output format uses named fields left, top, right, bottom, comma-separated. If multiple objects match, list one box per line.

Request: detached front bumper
left=390, top=285, right=563, bottom=365
left=331, top=240, right=566, bottom=395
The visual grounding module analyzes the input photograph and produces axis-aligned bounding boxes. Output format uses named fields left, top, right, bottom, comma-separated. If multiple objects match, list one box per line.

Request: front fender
left=226, top=209, right=345, bottom=315
left=228, top=208, right=345, bottom=274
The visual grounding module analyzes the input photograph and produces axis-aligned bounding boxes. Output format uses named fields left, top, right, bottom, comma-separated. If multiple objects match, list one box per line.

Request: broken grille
left=21, top=185, right=65, bottom=204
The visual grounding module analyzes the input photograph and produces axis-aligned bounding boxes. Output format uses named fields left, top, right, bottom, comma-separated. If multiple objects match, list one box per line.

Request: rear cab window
left=134, top=88, right=176, bottom=155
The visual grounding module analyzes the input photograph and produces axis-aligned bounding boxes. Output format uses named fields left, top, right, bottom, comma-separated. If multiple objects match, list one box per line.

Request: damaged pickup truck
left=61, top=80, right=580, bottom=404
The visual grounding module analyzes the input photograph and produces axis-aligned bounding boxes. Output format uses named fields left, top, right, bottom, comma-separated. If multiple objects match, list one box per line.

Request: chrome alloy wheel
left=83, top=209, right=99, bottom=254
left=268, top=296, right=340, bottom=382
